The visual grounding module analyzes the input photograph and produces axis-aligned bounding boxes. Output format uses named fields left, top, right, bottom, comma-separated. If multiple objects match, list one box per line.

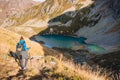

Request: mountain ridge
left=0, top=0, right=93, bottom=37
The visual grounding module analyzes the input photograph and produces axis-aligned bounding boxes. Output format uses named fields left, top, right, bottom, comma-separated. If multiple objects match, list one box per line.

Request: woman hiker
left=16, top=36, right=30, bottom=70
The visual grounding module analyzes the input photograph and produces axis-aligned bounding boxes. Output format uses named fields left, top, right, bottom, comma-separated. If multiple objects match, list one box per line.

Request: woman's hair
left=20, top=36, right=24, bottom=40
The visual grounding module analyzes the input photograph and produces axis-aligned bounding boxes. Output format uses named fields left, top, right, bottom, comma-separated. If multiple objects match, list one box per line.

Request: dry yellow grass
left=0, top=28, right=44, bottom=56
left=37, top=55, right=112, bottom=80
left=43, top=53, right=111, bottom=80
left=61, top=60, right=111, bottom=80
left=6, top=26, right=48, bottom=38
left=0, top=28, right=45, bottom=79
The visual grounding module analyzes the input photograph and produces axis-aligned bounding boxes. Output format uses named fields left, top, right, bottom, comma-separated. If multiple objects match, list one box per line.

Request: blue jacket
left=17, top=40, right=29, bottom=51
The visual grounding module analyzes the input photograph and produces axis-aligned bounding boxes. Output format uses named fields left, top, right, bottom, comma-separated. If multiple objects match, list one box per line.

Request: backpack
left=16, top=43, right=23, bottom=51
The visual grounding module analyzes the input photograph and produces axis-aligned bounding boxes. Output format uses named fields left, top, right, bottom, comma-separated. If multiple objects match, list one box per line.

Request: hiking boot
left=23, top=67, right=27, bottom=70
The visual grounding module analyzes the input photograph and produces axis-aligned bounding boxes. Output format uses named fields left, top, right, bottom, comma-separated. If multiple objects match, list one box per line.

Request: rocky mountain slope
left=1, top=0, right=93, bottom=37
left=90, top=50, right=120, bottom=73
left=1, top=0, right=119, bottom=53
left=38, top=0, right=120, bottom=53
left=74, top=0, right=120, bottom=52
left=0, top=0, right=37, bottom=25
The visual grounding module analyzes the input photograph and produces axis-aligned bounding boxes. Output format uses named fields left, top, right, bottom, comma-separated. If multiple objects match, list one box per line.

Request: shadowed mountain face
left=74, top=0, right=120, bottom=52
left=0, top=0, right=37, bottom=25
left=90, top=50, right=120, bottom=73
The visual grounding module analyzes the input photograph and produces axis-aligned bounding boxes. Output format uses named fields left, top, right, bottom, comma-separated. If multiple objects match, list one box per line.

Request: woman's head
left=20, top=36, right=24, bottom=40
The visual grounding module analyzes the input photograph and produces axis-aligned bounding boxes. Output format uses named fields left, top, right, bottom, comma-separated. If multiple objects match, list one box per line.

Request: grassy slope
left=7, top=25, right=48, bottom=37
left=0, top=28, right=44, bottom=55
left=0, top=28, right=44, bottom=79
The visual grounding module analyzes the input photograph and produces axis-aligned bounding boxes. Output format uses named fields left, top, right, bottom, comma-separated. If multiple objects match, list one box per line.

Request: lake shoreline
left=31, top=34, right=106, bottom=54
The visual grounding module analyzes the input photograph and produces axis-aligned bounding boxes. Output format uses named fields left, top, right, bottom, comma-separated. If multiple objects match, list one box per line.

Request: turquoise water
left=87, top=44, right=105, bottom=53
left=38, top=34, right=105, bottom=53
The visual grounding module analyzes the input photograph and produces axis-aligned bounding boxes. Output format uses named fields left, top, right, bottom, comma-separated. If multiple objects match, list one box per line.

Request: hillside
left=0, top=28, right=111, bottom=80
left=0, top=28, right=44, bottom=55
left=1, top=0, right=119, bottom=53
left=1, top=0, right=93, bottom=37
left=90, top=50, right=120, bottom=73
left=0, top=0, right=119, bottom=80
left=35, top=0, right=120, bottom=53
left=0, top=0, right=38, bottom=25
